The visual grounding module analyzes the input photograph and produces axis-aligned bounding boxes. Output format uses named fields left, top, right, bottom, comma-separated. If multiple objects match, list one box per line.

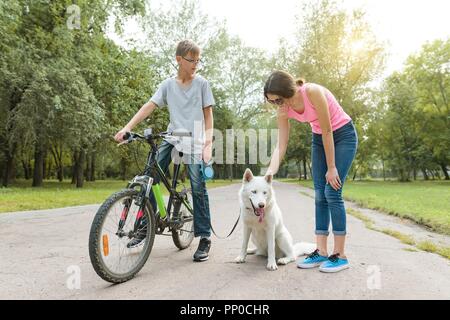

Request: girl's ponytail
left=296, top=78, right=305, bottom=86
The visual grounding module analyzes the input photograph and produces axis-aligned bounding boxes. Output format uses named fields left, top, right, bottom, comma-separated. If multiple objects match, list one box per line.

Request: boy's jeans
left=148, top=140, right=211, bottom=238
left=312, top=121, right=358, bottom=236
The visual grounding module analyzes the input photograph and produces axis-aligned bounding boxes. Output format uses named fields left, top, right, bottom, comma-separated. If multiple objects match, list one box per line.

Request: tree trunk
left=435, top=170, right=442, bottom=180
left=85, top=153, right=92, bottom=181
left=308, top=162, right=312, bottom=180
left=2, top=147, right=16, bottom=187
left=2, top=155, right=12, bottom=187
left=47, top=160, right=52, bottom=180
left=20, top=149, right=32, bottom=180
left=3, top=88, right=22, bottom=187
left=57, top=164, right=64, bottom=182
left=32, top=147, right=44, bottom=187
left=71, top=151, right=77, bottom=184
left=90, top=151, right=96, bottom=182
left=303, top=158, right=308, bottom=180
left=76, top=149, right=86, bottom=188
left=42, top=153, right=47, bottom=181
left=398, top=168, right=409, bottom=182
left=421, top=168, right=429, bottom=180
left=50, top=145, right=64, bottom=182
left=352, top=165, right=359, bottom=181
left=430, top=170, right=436, bottom=180
left=22, top=160, right=30, bottom=180
left=440, top=163, right=449, bottom=180
left=46, top=153, right=53, bottom=180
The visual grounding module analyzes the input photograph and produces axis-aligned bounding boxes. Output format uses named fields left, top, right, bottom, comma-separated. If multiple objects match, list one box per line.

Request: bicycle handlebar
left=170, top=131, right=192, bottom=137
left=118, top=130, right=192, bottom=146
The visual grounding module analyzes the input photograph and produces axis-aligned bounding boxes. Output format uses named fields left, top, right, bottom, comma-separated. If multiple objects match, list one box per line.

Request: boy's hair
left=176, top=40, right=200, bottom=57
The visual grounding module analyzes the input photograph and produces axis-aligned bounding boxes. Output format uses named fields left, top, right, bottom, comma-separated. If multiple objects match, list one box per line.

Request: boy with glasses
left=114, top=40, right=214, bottom=262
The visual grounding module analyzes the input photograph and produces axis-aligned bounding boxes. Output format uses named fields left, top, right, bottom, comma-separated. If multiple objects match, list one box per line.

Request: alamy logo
left=66, top=265, right=81, bottom=290
left=66, top=5, right=81, bottom=30
left=366, top=265, right=382, bottom=290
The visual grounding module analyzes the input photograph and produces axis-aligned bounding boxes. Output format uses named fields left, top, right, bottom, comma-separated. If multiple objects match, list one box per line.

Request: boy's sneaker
left=319, top=253, right=349, bottom=273
left=126, top=217, right=148, bottom=249
left=193, top=238, right=211, bottom=262
left=297, top=249, right=328, bottom=269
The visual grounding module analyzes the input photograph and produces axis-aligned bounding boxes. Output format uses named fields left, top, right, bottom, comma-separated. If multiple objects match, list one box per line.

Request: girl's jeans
left=312, top=121, right=358, bottom=236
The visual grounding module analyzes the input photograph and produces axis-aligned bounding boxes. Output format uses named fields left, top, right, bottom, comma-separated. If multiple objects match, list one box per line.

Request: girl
left=264, top=70, right=358, bottom=273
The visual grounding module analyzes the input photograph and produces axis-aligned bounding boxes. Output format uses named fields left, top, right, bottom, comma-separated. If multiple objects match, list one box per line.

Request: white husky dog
left=234, top=169, right=316, bottom=271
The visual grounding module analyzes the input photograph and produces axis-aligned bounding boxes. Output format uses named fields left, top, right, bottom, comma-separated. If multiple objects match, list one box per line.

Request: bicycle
left=89, top=129, right=195, bottom=283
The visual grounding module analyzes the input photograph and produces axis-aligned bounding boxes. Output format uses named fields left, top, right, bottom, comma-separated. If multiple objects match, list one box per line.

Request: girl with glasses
left=264, top=70, right=358, bottom=273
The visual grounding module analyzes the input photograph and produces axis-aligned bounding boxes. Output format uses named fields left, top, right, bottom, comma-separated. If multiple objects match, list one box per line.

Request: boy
left=114, top=40, right=214, bottom=262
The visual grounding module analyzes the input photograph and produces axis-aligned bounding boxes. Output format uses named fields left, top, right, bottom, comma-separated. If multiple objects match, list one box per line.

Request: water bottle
left=201, top=161, right=214, bottom=181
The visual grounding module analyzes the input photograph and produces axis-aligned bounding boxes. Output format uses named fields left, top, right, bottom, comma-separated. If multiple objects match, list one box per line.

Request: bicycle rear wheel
left=89, top=188, right=156, bottom=283
left=172, top=189, right=195, bottom=249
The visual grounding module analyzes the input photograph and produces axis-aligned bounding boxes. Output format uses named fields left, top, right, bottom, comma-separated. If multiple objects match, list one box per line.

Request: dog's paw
left=266, top=261, right=278, bottom=271
left=246, top=248, right=258, bottom=255
left=234, top=256, right=246, bottom=263
left=277, top=257, right=294, bottom=265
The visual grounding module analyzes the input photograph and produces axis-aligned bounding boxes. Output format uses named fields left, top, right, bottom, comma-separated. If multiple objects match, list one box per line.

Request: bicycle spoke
left=98, top=194, right=151, bottom=276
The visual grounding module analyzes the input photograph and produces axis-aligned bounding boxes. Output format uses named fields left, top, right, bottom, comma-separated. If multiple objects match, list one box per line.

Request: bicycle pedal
left=168, top=218, right=183, bottom=229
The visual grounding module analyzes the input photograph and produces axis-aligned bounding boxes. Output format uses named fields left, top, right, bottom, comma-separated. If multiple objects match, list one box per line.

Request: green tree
left=271, top=0, right=386, bottom=179
left=404, top=39, right=450, bottom=179
left=0, top=0, right=149, bottom=187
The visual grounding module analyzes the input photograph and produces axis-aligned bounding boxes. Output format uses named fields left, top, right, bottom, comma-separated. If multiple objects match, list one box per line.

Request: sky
left=111, top=0, right=450, bottom=78
left=198, top=0, right=449, bottom=76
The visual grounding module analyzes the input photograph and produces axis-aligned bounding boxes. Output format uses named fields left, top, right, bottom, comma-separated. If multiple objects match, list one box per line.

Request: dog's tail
left=294, top=242, right=316, bottom=257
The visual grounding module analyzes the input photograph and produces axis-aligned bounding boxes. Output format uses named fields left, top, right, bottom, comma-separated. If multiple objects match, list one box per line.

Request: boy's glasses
left=182, top=56, right=203, bottom=66
left=266, top=97, right=284, bottom=106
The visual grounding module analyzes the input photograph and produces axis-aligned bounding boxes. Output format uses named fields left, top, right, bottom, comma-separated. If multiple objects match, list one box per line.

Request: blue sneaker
left=319, top=253, right=349, bottom=273
left=297, top=249, right=328, bottom=269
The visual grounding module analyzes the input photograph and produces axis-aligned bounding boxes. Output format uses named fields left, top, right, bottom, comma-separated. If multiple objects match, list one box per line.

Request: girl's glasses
left=266, top=97, right=284, bottom=106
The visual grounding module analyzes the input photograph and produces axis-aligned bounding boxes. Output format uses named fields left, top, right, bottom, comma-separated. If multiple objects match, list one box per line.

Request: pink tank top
left=284, top=84, right=351, bottom=134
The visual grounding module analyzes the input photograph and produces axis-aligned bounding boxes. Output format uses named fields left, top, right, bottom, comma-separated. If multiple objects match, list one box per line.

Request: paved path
left=1, top=182, right=449, bottom=299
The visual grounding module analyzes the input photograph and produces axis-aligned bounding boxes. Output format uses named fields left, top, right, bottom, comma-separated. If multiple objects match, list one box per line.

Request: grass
left=416, top=241, right=450, bottom=260
left=380, top=229, right=416, bottom=246
left=297, top=187, right=450, bottom=260
left=417, top=240, right=439, bottom=253
left=0, top=178, right=239, bottom=213
left=347, top=208, right=376, bottom=229
left=347, top=207, right=450, bottom=260
left=402, top=248, right=419, bottom=252
left=284, top=179, right=450, bottom=235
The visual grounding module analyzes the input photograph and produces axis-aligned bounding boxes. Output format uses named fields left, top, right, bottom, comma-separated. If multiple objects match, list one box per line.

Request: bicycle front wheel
left=89, top=188, right=156, bottom=283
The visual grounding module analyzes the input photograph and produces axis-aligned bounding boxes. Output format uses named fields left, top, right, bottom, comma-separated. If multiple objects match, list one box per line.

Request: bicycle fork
left=116, top=197, right=142, bottom=239
left=118, top=199, right=131, bottom=231
left=131, top=176, right=155, bottom=236
left=117, top=177, right=154, bottom=238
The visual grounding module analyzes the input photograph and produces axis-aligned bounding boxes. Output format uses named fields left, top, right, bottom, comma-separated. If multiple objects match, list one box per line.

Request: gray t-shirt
left=150, top=75, right=215, bottom=154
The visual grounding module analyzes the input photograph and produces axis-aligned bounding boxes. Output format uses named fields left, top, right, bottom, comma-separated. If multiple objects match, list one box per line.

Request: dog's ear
left=265, top=174, right=273, bottom=184
left=243, top=168, right=254, bottom=183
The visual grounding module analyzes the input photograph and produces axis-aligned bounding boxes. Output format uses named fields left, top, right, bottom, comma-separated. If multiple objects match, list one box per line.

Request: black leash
left=209, top=198, right=259, bottom=239
left=209, top=208, right=241, bottom=239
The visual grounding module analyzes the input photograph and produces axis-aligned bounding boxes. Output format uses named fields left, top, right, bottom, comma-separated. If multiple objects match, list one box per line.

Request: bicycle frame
left=127, top=135, right=194, bottom=222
